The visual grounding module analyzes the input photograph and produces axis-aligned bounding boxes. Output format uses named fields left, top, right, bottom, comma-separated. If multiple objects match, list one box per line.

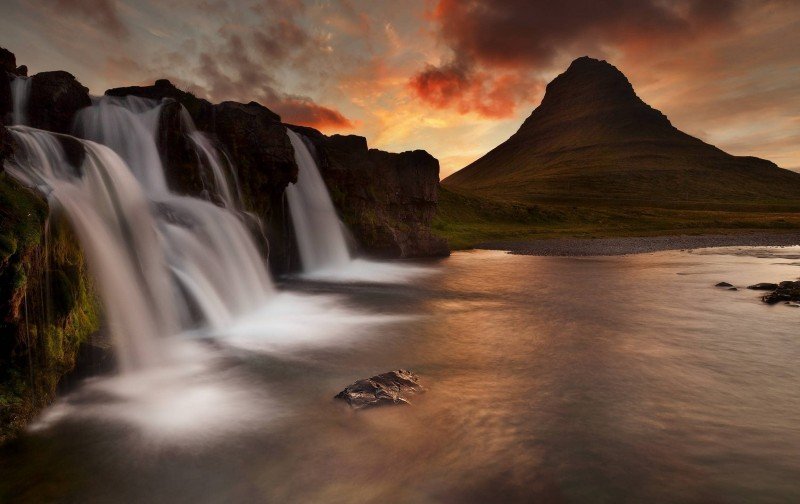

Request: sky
left=1, top=0, right=798, bottom=178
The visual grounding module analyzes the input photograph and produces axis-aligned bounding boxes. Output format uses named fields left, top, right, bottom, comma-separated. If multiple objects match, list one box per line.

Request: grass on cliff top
left=433, top=186, right=800, bottom=250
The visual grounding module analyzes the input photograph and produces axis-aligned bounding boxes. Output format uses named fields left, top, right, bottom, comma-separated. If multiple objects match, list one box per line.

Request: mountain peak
left=443, top=55, right=800, bottom=203
left=537, top=56, right=636, bottom=111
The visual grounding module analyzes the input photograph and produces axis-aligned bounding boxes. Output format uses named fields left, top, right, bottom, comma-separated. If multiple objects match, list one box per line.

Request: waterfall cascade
left=5, top=95, right=275, bottom=371
left=11, top=76, right=31, bottom=125
left=286, top=130, right=351, bottom=273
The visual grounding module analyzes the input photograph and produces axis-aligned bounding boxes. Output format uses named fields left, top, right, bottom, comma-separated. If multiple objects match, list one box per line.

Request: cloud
left=409, top=62, right=541, bottom=118
left=52, top=0, right=129, bottom=38
left=274, top=96, right=355, bottom=129
left=185, top=24, right=353, bottom=131
left=411, top=0, right=748, bottom=115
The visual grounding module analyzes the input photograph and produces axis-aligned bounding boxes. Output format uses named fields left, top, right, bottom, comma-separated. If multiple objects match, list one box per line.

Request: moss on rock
left=0, top=175, right=100, bottom=444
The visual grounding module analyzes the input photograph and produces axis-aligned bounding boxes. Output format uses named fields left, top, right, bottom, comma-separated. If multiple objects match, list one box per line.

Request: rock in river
left=335, top=369, right=423, bottom=410
left=748, top=283, right=780, bottom=291
left=715, top=282, right=733, bottom=288
left=761, top=281, right=800, bottom=305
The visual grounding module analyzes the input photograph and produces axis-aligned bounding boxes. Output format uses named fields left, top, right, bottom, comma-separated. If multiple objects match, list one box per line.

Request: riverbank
left=477, top=232, right=800, bottom=256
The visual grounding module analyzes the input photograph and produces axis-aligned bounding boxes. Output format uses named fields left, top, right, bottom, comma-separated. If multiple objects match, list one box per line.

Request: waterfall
left=11, top=76, right=32, bottom=125
left=178, top=108, right=243, bottom=210
left=4, top=97, right=276, bottom=371
left=286, top=130, right=351, bottom=273
left=73, top=96, right=168, bottom=194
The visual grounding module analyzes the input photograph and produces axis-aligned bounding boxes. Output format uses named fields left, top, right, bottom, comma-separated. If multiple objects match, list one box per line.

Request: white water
left=11, top=75, right=31, bottom=125
left=5, top=97, right=276, bottom=370
left=73, top=96, right=168, bottom=194
left=286, top=130, right=351, bottom=273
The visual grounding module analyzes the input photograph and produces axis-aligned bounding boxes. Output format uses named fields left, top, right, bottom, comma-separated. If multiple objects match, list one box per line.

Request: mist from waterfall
left=286, top=130, right=351, bottom=273
left=11, top=76, right=31, bottom=126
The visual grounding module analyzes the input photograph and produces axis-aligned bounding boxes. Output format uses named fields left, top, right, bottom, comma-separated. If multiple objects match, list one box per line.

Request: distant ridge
left=443, top=57, right=800, bottom=205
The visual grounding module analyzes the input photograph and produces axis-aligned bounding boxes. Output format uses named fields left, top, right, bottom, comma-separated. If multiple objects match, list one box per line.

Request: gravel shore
left=477, top=232, right=800, bottom=256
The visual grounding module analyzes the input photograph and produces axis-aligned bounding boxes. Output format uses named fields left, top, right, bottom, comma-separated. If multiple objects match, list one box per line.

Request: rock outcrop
left=289, top=126, right=449, bottom=259
left=28, top=71, right=91, bottom=134
left=334, top=369, right=424, bottom=410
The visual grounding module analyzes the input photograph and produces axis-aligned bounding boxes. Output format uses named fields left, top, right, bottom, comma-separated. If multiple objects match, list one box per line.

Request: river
left=2, top=248, right=799, bottom=503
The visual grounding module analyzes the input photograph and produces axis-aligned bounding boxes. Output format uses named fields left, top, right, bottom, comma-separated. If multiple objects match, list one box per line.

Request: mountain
left=443, top=57, right=800, bottom=206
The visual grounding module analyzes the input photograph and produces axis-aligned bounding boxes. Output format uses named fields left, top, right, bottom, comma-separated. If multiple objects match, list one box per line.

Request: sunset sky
left=1, top=0, right=798, bottom=178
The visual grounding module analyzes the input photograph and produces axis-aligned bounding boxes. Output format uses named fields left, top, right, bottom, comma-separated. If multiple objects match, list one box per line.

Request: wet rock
left=761, top=281, right=800, bottom=305
left=29, top=71, right=91, bottom=134
left=335, top=369, right=424, bottom=410
left=748, top=282, right=779, bottom=291
left=715, top=282, right=733, bottom=287
left=57, top=134, right=86, bottom=176
left=728, top=287, right=738, bottom=291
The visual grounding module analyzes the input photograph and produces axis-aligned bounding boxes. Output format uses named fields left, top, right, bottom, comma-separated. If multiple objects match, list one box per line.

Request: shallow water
left=2, top=248, right=800, bottom=503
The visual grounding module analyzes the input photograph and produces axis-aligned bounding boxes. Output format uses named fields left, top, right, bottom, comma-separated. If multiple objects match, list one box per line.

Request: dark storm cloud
left=410, top=0, right=746, bottom=116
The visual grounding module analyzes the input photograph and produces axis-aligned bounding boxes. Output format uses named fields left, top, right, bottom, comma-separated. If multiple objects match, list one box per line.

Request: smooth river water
left=1, top=248, right=799, bottom=503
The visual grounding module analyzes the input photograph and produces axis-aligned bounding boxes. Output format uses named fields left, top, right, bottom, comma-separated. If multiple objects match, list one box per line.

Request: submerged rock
left=747, top=283, right=779, bottom=291
left=715, top=282, right=733, bottom=288
left=761, top=281, right=800, bottom=305
left=335, top=369, right=424, bottom=410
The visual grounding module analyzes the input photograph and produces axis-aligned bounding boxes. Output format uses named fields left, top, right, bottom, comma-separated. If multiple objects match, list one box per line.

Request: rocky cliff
left=289, top=126, right=448, bottom=259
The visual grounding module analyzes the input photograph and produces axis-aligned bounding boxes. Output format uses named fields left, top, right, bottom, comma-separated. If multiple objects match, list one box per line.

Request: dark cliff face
left=289, top=125, right=449, bottom=259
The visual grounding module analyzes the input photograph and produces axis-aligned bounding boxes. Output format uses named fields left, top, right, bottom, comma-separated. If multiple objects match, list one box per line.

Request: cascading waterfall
left=4, top=96, right=276, bottom=371
left=11, top=75, right=31, bottom=125
left=7, top=128, right=176, bottom=370
left=73, top=96, right=168, bottom=194
left=286, top=130, right=351, bottom=273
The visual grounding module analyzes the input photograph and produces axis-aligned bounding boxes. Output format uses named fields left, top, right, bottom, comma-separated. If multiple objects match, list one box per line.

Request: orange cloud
left=409, top=63, right=541, bottom=118
left=276, top=97, right=355, bottom=130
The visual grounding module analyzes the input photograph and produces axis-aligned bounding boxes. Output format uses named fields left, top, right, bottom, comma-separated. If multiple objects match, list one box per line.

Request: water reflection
left=2, top=248, right=800, bottom=503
